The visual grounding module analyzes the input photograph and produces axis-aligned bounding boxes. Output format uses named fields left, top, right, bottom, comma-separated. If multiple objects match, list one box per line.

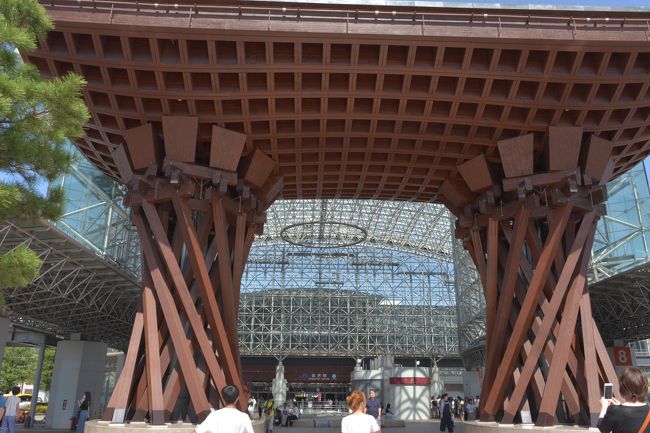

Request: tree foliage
left=0, top=346, right=55, bottom=392
left=0, top=244, right=40, bottom=290
left=0, top=0, right=89, bottom=295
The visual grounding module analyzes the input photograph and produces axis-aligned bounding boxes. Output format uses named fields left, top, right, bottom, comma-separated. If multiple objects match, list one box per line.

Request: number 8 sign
left=613, top=346, right=633, bottom=366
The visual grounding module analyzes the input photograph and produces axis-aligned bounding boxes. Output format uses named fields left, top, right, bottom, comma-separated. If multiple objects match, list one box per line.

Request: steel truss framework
left=239, top=235, right=457, bottom=357
left=260, top=199, right=453, bottom=256
left=0, top=221, right=139, bottom=348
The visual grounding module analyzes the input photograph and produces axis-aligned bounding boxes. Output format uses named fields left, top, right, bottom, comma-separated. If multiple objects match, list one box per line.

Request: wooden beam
left=483, top=203, right=572, bottom=418
left=168, top=194, right=245, bottom=407
left=232, top=211, right=247, bottom=309
left=103, top=307, right=143, bottom=423
left=480, top=206, right=530, bottom=420
left=140, top=200, right=231, bottom=404
left=485, top=218, right=498, bottom=348
left=579, top=287, right=601, bottom=428
left=470, top=228, right=487, bottom=290
left=133, top=211, right=211, bottom=420
left=211, top=196, right=239, bottom=360
left=536, top=221, right=595, bottom=426
left=141, top=269, right=165, bottom=425
left=502, top=212, right=595, bottom=422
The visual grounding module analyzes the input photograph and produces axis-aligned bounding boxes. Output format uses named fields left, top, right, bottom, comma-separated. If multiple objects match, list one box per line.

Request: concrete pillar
left=0, top=317, right=11, bottom=368
left=45, top=340, right=107, bottom=429
left=351, top=363, right=431, bottom=421
left=462, top=369, right=482, bottom=399
left=27, top=334, right=46, bottom=426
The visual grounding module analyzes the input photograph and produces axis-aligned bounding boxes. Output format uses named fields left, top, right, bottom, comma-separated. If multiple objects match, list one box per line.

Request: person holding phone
left=76, top=391, right=91, bottom=433
left=598, top=367, right=650, bottom=433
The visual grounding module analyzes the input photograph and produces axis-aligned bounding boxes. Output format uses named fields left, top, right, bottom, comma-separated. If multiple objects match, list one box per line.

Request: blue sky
left=254, top=0, right=650, bottom=10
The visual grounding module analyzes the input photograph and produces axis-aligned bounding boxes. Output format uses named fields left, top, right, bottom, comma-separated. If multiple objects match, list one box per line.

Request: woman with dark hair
left=76, top=391, right=91, bottom=433
left=599, top=367, right=650, bottom=433
left=341, top=391, right=380, bottom=433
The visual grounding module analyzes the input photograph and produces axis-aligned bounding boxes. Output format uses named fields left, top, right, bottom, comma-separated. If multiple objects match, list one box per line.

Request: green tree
left=39, top=347, right=55, bottom=391
left=0, top=347, right=37, bottom=391
left=0, top=0, right=89, bottom=299
left=0, top=346, right=55, bottom=392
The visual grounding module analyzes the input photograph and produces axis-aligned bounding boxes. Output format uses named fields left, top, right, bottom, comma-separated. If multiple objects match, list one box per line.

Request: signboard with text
left=613, top=346, right=633, bottom=366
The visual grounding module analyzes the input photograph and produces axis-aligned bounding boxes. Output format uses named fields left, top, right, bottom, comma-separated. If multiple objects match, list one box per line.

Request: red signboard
left=613, top=346, right=633, bottom=366
left=389, top=377, right=431, bottom=385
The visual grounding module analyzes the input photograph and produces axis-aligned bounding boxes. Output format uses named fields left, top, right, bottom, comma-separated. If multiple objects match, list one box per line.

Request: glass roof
left=259, top=199, right=453, bottom=257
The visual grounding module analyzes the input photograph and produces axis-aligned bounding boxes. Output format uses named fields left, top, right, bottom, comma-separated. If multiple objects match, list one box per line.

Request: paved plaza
left=21, top=419, right=463, bottom=433
left=264, top=420, right=462, bottom=433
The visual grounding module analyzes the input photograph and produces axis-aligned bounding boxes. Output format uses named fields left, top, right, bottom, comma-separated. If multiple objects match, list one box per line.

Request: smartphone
left=603, top=383, right=613, bottom=399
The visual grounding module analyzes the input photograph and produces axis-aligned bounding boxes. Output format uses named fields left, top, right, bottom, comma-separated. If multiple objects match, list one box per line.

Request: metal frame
left=0, top=221, right=139, bottom=348
left=240, top=199, right=459, bottom=357
left=52, top=148, right=141, bottom=278
left=590, top=163, right=650, bottom=282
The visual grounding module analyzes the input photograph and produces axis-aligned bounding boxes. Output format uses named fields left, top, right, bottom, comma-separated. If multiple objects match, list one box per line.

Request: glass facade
left=52, top=145, right=141, bottom=278
left=240, top=200, right=459, bottom=356
left=590, top=163, right=650, bottom=282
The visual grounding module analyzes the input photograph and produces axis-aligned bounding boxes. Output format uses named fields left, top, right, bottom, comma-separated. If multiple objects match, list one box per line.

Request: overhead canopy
left=27, top=0, right=650, bottom=202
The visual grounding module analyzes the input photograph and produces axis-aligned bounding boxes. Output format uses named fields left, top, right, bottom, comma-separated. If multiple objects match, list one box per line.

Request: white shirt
left=5, top=396, right=20, bottom=416
left=341, top=413, right=380, bottom=433
left=195, top=407, right=254, bottom=433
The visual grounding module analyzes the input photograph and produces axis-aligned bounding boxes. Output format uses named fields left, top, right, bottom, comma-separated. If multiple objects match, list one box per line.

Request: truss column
left=442, top=127, right=617, bottom=427
left=102, top=119, right=281, bottom=424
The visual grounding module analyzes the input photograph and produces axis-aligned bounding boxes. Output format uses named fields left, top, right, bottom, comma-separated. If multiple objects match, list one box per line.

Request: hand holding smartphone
left=603, top=383, right=613, bottom=399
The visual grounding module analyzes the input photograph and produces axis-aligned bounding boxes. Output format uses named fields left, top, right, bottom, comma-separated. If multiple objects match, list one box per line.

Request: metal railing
left=42, top=0, right=650, bottom=36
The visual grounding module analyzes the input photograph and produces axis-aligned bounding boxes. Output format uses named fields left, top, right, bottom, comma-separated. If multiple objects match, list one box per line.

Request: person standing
left=431, top=396, right=439, bottom=419
left=263, top=398, right=275, bottom=433
left=257, top=397, right=264, bottom=419
left=76, top=391, right=91, bottom=433
left=342, top=390, right=380, bottom=433
left=365, top=389, right=382, bottom=427
left=191, top=384, right=253, bottom=433
left=439, top=394, right=454, bottom=432
left=3, top=387, right=20, bottom=433
left=465, top=398, right=476, bottom=421
left=598, top=367, right=650, bottom=433
left=0, top=392, right=6, bottom=424
left=247, top=396, right=255, bottom=419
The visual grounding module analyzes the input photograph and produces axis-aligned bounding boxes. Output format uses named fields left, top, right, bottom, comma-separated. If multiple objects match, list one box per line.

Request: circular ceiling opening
left=280, top=221, right=368, bottom=248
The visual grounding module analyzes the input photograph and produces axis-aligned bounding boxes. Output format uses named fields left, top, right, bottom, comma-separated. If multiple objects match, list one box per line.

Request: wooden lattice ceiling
left=28, top=1, right=650, bottom=202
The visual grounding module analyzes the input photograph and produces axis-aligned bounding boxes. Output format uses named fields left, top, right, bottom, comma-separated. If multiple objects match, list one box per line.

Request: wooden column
left=103, top=120, right=281, bottom=424
left=446, top=127, right=618, bottom=427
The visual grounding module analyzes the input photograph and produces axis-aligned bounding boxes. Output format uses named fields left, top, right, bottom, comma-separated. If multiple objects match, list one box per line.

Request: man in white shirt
left=191, top=385, right=254, bottom=433
left=3, top=387, right=21, bottom=433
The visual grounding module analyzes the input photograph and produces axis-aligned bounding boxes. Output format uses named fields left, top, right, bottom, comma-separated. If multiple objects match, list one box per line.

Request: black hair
left=222, top=385, right=240, bottom=404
